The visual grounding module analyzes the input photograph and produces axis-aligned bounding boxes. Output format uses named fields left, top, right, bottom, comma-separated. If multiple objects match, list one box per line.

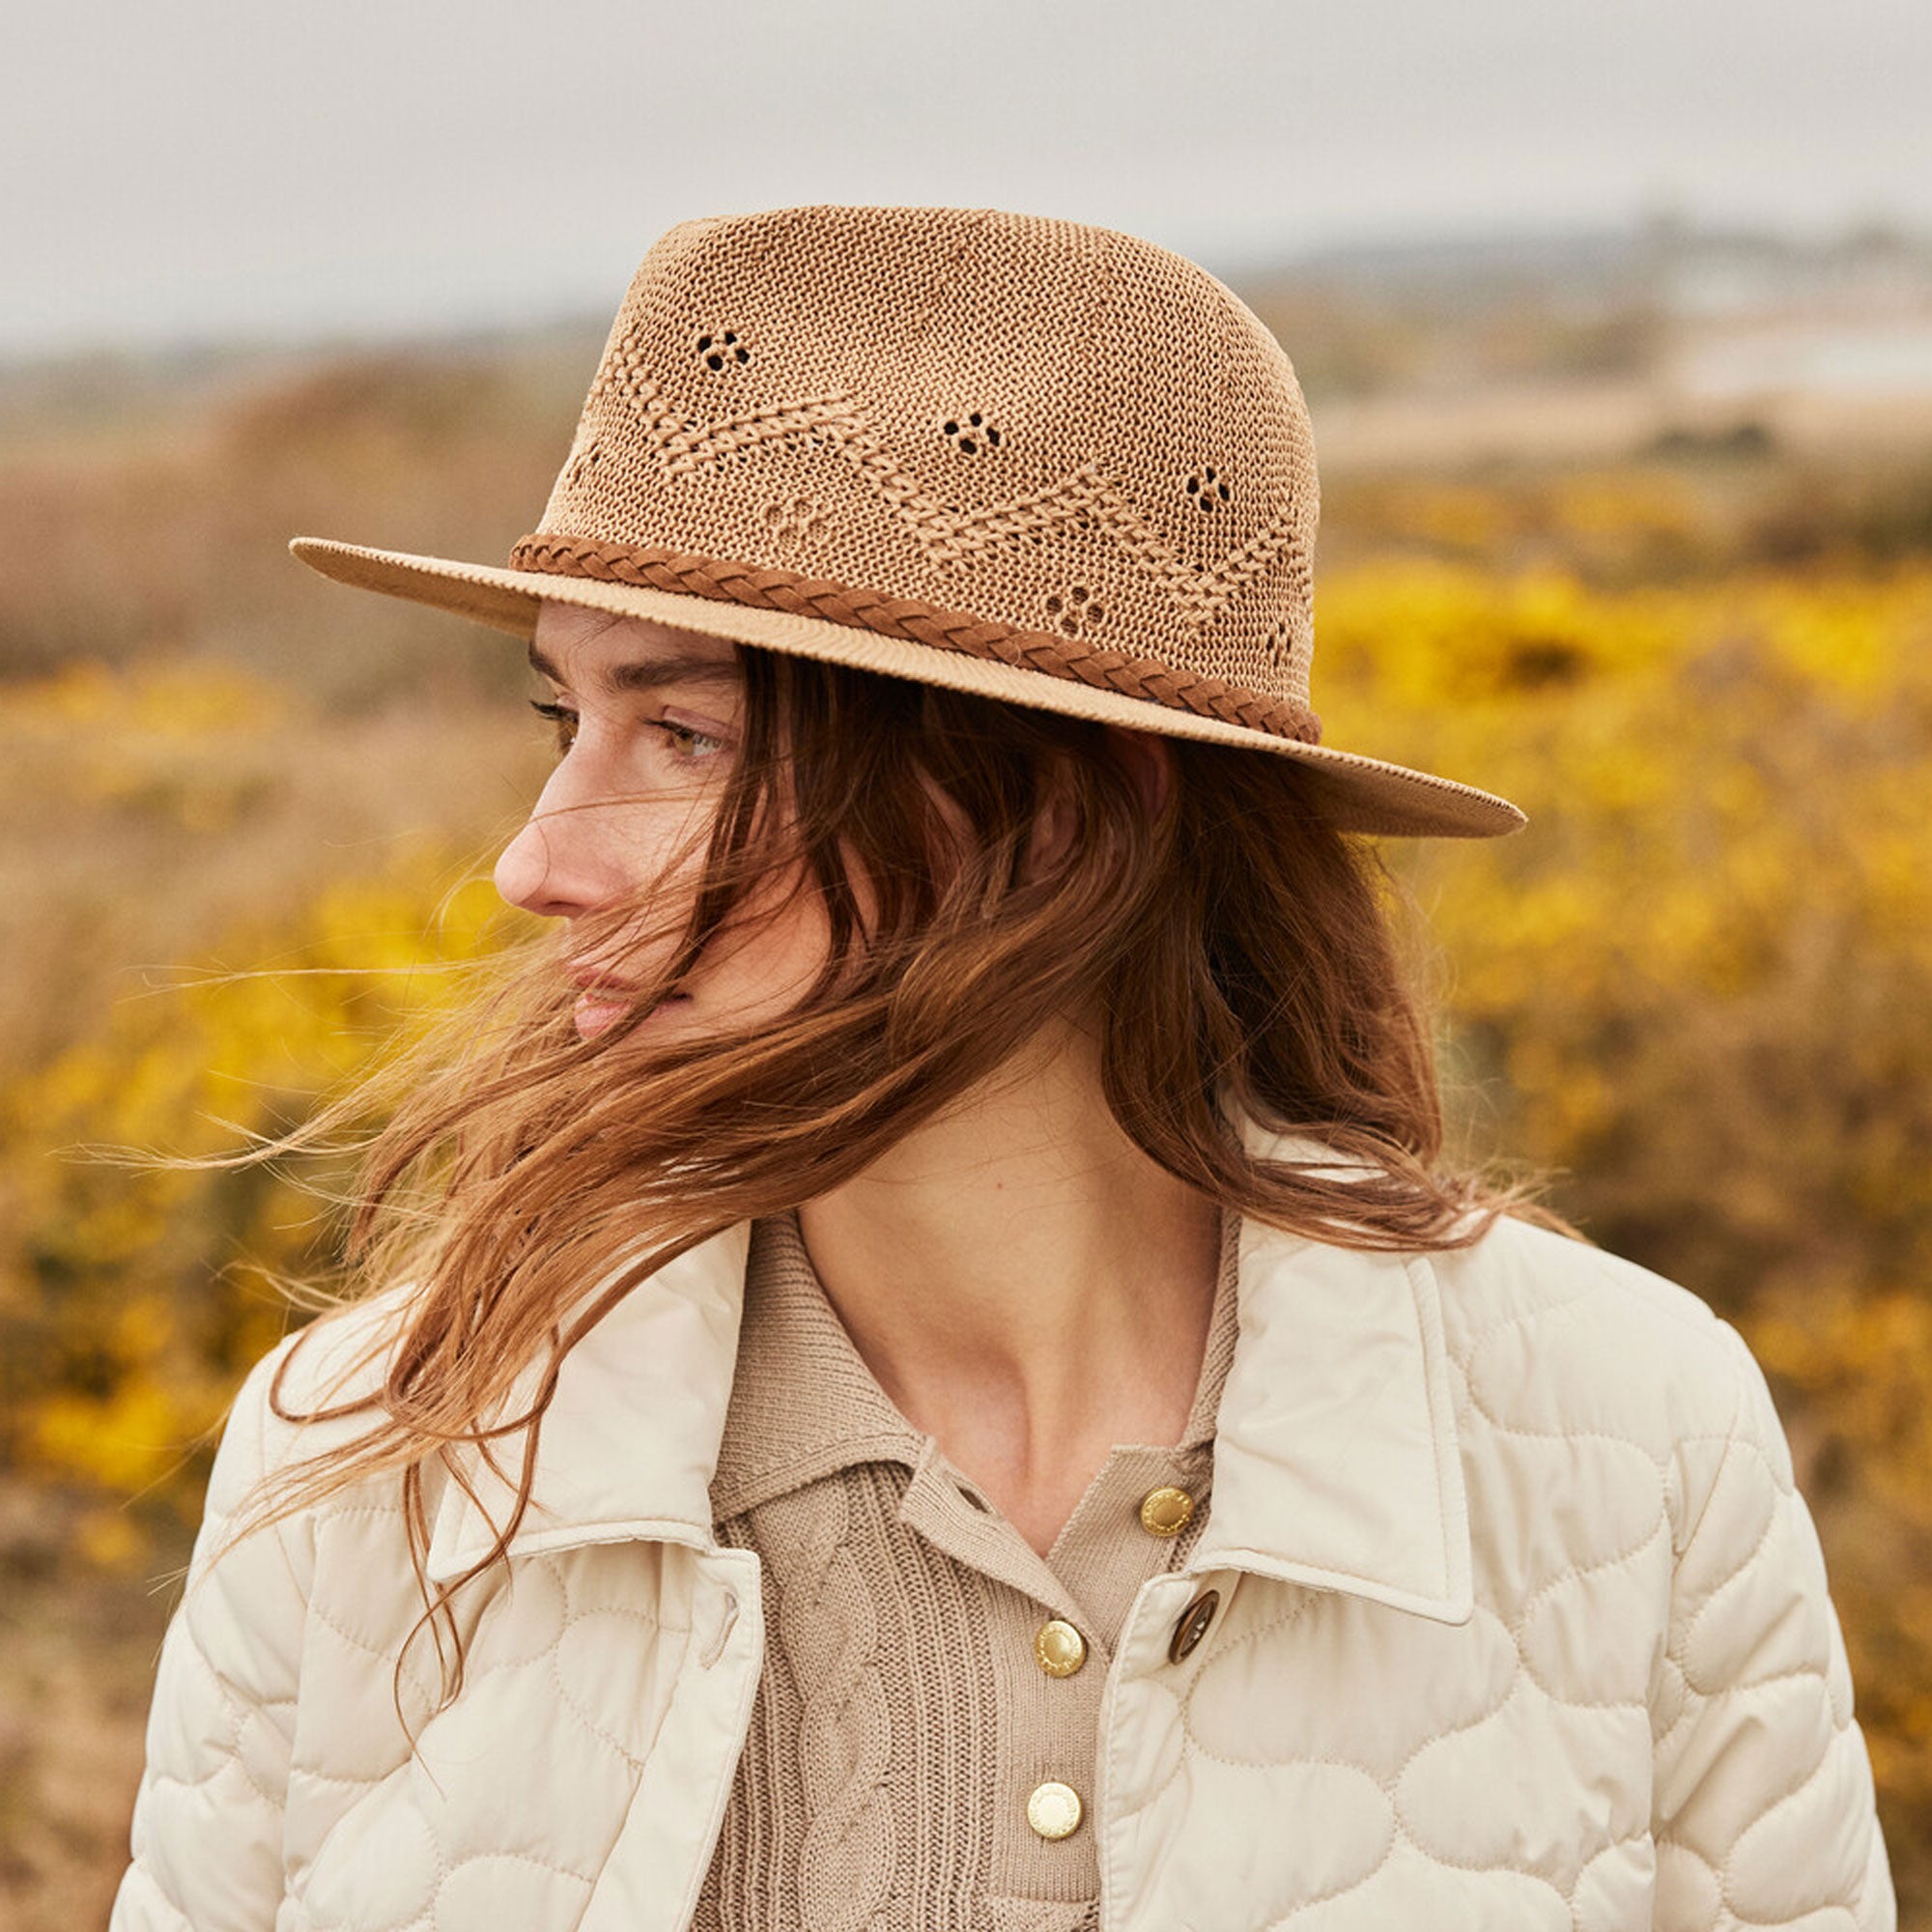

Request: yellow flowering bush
left=0, top=858, right=523, bottom=1540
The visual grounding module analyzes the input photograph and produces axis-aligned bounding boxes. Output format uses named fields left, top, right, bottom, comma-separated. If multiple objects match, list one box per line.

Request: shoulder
left=1429, top=1214, right=1767, bottom=1509
left=1247, top=1126, right=1757, bottom=1462
left=1436, top=1210, right=1729, bottom=1327
left=1422, top=1224, right=1889, bottom=1920
left=209, top=1282, right=418, bottom=1522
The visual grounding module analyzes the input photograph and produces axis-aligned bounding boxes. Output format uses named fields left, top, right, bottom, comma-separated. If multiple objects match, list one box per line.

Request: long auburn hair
left=227, top=641, right=1554, bottom=1719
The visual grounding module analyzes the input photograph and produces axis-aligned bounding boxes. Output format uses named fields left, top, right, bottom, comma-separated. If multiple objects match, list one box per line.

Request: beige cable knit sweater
left=692, top=1208, right=1239, bottom=1932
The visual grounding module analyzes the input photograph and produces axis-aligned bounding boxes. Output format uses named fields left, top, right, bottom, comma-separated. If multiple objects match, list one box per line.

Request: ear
left=1100, top=724, right=1177, bottom=820
left=1026, top=726, right=1177, bottom=876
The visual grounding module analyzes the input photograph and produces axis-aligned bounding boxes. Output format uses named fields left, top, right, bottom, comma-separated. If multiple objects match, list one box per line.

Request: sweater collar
left=422, top=1133, right=1473, bottom=1627
left=703, top=1204, right=1241, bottom=1524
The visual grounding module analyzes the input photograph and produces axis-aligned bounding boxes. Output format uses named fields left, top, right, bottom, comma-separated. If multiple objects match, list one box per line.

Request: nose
left=494, top=766, right=624, bottom=919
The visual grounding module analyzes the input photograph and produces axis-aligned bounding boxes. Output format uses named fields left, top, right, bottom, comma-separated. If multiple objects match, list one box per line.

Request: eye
left=653, top=716, right=731, bottom=760
left=528, top=697, right=578, bottom=755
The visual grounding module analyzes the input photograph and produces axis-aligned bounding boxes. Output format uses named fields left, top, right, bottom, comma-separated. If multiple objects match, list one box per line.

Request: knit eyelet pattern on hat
left=507, top=206, right=1323, bottom=745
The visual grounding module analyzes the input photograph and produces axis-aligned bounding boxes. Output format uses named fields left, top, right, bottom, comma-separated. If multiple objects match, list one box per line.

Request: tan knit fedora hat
left=292, top=204, right=1522, bottom=838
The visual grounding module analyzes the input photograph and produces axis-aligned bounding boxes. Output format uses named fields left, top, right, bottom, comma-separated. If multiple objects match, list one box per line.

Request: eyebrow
left=526, top=639, right=744, bottom=697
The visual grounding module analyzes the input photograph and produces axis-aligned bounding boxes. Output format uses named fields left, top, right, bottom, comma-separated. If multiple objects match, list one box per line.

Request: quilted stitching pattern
left=117, top=1345, right=309, bottom=1930
left=110, top=1341, right=754, bottom=1932
left=111, top=1221, right=1893, bottom=1931
left=282, top=1518, right=730, bottom=1932
left=1096, top=1225, right=1892, bottom=1930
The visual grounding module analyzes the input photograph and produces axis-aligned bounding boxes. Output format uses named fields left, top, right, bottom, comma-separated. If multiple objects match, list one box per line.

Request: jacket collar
left=1185, top=1214, right=1472, bottom=1623
left=425, top=1223, right=752, bottom=1585
left=423, top=1135, right=1473, bottom=1627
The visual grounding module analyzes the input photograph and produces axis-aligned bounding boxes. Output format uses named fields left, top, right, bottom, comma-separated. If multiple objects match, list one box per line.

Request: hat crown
left=527, top=204, right=1321, bottom=724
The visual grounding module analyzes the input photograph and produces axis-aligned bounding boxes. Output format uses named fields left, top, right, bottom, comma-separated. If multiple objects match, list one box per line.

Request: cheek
left=696, top=871, right=837, bottom=1009
left=563, top=793, right=725, bottom=932
left=615, top=788, right=722, bottom=884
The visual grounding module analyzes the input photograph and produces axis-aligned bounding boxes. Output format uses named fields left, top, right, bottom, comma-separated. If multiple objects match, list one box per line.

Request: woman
left=112, top=206, right=1893, bottom=1931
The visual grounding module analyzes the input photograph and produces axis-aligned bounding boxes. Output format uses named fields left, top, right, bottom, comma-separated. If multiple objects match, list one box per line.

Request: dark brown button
left=1168, top=1589, right=1220, bottom=1664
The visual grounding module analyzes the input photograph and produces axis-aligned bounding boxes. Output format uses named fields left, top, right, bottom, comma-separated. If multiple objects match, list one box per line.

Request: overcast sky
left=5, top=0, right=1928, bottom=358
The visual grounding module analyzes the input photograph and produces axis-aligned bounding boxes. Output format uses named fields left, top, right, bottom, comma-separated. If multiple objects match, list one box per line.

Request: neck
left=794, top=1016, right=1223, bottom=1551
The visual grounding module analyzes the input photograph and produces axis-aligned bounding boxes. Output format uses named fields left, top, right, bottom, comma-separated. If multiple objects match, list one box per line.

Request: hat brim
left=290, top=536, right=1525, bottom=838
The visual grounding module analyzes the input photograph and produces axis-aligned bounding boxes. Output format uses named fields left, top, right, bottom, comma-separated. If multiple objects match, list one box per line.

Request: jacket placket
left=575, top=1544, right=766, bottom=1932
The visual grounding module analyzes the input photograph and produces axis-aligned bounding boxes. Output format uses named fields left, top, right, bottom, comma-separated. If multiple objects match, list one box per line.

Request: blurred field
left=3, top=308, right=1930, bottom=1927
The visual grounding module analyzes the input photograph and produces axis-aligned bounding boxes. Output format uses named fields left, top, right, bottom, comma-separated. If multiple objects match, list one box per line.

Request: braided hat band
left=292, top=204, right=1524, bottom=838
left=502, top=534, right=1321, bottom=743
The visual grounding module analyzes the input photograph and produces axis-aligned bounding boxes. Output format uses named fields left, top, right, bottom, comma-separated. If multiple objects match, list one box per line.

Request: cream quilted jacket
left=112, top=1174, right=1894, bottom=1930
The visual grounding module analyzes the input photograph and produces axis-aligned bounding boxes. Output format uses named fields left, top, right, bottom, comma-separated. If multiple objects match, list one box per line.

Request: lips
left=566, top=963, right=690, bottom=1039
left=568, top=963, right=638, bottom=995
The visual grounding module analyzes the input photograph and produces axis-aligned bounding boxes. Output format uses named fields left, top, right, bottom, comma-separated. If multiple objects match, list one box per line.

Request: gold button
left=1138, top=1485, right=1195, bottom=1537
left=1035, top=1618, right=1087, bottom=1678
left=1168, top=1589, right=1220, bottom=1663
left=1026, top=1779, right=1084, bottom=1841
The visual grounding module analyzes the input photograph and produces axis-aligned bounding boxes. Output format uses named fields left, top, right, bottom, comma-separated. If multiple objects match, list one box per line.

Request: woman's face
left=494, top=601, right=831, bottom=1042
